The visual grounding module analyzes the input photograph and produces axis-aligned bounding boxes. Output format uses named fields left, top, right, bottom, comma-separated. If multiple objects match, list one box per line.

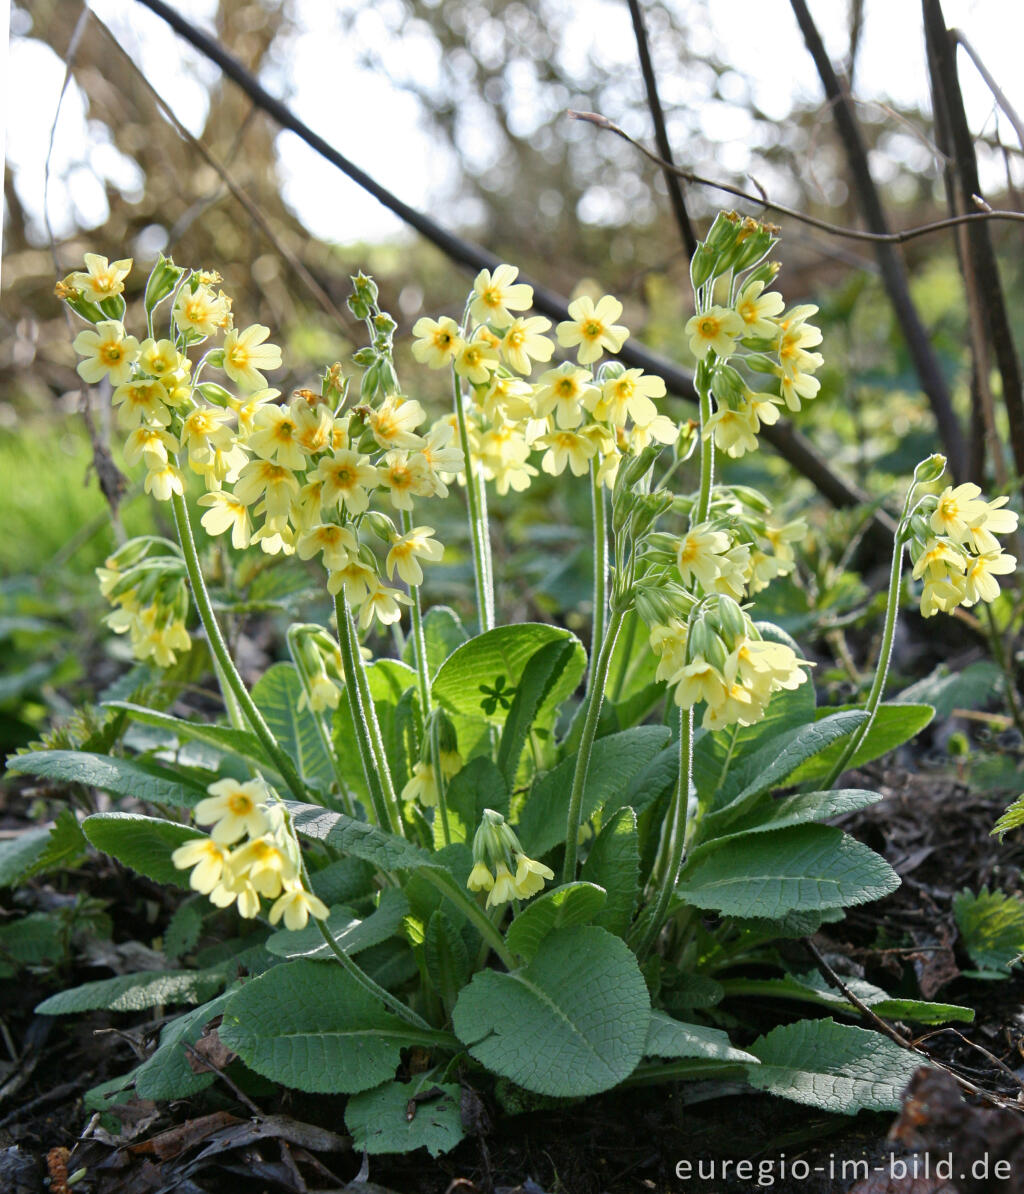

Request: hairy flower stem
left=590, top=463, right=609, bottom=682
left=562, top=606, right=626, bottom=883
left=634, top=707, right=693, bottom=959
left=429, top=714, right=452, bottom=848
left=170, top=490, right=306, bottom=802
left=451, top=366, right=494, bottom=632
left=333, top=593, right=404, bottom=836
left=400, top=509, right=432, bottom=717
left=285, top=626, right=356, bottom=818
left=694, top=364, right=715, bottom=524
left=821, top=497, right=917, bottom=790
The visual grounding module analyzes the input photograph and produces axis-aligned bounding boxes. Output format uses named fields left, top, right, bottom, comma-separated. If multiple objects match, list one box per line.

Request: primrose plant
left=14, top=214, right=1018, bottom=1155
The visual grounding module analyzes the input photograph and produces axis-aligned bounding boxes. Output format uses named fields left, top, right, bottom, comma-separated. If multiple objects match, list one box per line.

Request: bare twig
left=788, top=0, right=964, bottom=481
left=951, top=29, right=1024, bottom=152
left=625, top=0, right=698, bottom=258
left=45, top=3, right=126, bottom=529
left=805, top=938, right=1015, bottom=1109
left=568, top=109, right=1024, bottom=245
left=924, top=0, right=1024, bottom=499
left=90, top=12, right=356, bottom=337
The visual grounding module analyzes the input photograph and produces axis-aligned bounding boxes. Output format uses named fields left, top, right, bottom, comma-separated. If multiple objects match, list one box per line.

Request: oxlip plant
left=9, top=215, right=1019, bottom=1157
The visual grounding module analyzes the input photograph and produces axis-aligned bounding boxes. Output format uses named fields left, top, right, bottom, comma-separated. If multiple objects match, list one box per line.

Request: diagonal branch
left=788, top=0, right=966, bottom=482
left=625, top=0, right=698, bottom=258
left=924, top=0, right=1024, bottom=496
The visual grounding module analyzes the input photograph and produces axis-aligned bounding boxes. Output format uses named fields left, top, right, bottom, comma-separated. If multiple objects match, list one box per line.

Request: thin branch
left=805, top=938, right=1013, bottom=1109
left=90, top=12, right=356, bottom=337
left=45, top=2, right=127, bottom=530
left=951, top=29, right=1024, bottom=152
left=569, top=110, right=1024, bottom=245
left=788, top=0, right=965, bottom=482
left=626, top=0, right=698, bottom=258
left=924, top=0, right=1024, bottom=497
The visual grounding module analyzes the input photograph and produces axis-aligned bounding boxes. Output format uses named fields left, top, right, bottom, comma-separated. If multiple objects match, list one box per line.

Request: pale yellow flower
left=269, top=882, right=329, bottom=931
left=311, top=450, right=379, bottom=515
left=375, top=450, right=426, bottom=511
left=71, top=253, right=132, bottom=303
left=454, top=337, right=499, bottom=385
left=411, top=316, right=463, bottom=369
left=500, top=315, right=554, bottom=374
left=684, top=306, right=745, bottom=360
left=386, top=526, right=443, bottom=586
left=73, top=320, right=139, bottom=385
left=138, top=338, right=180, bottom=379
left=470, top=264, right=534, bottom=328
left=734, top=280, right=785, bottom=337
left=557, top=294, right=629, bottom=365
left=538, top=429, right=597, bottom=477
left=222, top=324, right=282, bottom=390
left=198, top=491, right=253, bottom=549
left=174, top=283, right=231, bottom=337
left=297, top=523, right=358, bottom=571
left=249, top=404, right=308, bottom=470
left=111, top=378, right=171, bottom=429
left=171, top=837, right=229, bottom=894
left=533, top=364, right=597, bottom=429
left=369, top=394, right=426, bottom=450
left=144, top=463, right=186, bottom=503
left=195, top=779, right=270, bottom=845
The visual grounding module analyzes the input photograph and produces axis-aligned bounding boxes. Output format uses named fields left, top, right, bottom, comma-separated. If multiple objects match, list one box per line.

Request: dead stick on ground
left=805, top=938, right=1018, bottom=1111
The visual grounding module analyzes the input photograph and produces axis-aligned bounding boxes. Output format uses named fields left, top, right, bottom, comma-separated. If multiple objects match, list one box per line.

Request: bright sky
left=5, top=0, right=1024, bottom=252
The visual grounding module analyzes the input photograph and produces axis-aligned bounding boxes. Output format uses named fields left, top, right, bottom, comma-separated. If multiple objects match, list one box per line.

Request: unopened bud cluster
left=468, top=808, right=554, bottom=907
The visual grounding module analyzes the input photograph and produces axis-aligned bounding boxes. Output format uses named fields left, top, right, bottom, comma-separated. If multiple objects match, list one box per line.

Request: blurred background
left=3, top=0, right=1024, bottom=753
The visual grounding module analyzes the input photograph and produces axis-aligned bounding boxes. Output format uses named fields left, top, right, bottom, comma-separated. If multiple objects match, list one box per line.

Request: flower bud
left=197, top=382, right=232, bottom=407
left=913, top=454, right=947, bottom=485
left=144, top=254, right=185, bottom=315
left=710, top=364, right=746, bottom=405
left=363, top=510, right=397, bottom=541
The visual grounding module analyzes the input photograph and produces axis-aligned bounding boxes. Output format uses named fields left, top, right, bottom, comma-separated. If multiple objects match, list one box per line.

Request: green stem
left=286, top=626, right=356, bottom=817
left=562, top=606, right=626, bottom=882
left=451, top=366, right=494, bottom=632
left=400, top=510, right=432, bottom=717
left=429, top=715, right=452, bottom=849
left=694, top=366, right=715, bottom=525
left=590, top=462, right=608, bottom=679
left=312, top=918, right=448, bottom=1033
left=633, top=707, right=693, bottom=958
left=418, top=868, right=517, bottom=969
left=333, top=592, right=395, bottom=831
left=821, top=522, right=907, bottom=790
left=170, top=490, right=306, bottom=802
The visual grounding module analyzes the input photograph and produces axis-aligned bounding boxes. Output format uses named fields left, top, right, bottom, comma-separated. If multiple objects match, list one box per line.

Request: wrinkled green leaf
left=8, top=750, right=207, bottom=808
left=453, top=925, right=649, bottom=1097
left=505, top=882, right=607, bottom=962
left=746, top=1019, right=926, bottom=1113
left=346, top=1079, right=464, bottom=1157
left=221, top=960, right=446, bottom=1094
left=677, top=824, right=899, bottom=917
left=83, top=812, right=203, bottom=888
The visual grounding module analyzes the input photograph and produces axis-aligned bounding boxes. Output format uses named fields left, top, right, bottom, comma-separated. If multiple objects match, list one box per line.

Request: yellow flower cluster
left=467, top=807, right=554, bottom=907
left=96, top=538, right=191, bottom=667
left=910, top=483, right=1018, bottom=617
left=171, top=778, right=328, bottom=931
left=412, top=265, right=678, bottom=494
left=65, top=257, right=459, bottom=649
left=684, top=222, right=824, bottom=459
left=648, top=600, right=809, bottom=731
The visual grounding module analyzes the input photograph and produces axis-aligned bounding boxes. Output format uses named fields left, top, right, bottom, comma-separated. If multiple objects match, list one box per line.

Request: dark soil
left=3, top=764, right=1024, bottom=1194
